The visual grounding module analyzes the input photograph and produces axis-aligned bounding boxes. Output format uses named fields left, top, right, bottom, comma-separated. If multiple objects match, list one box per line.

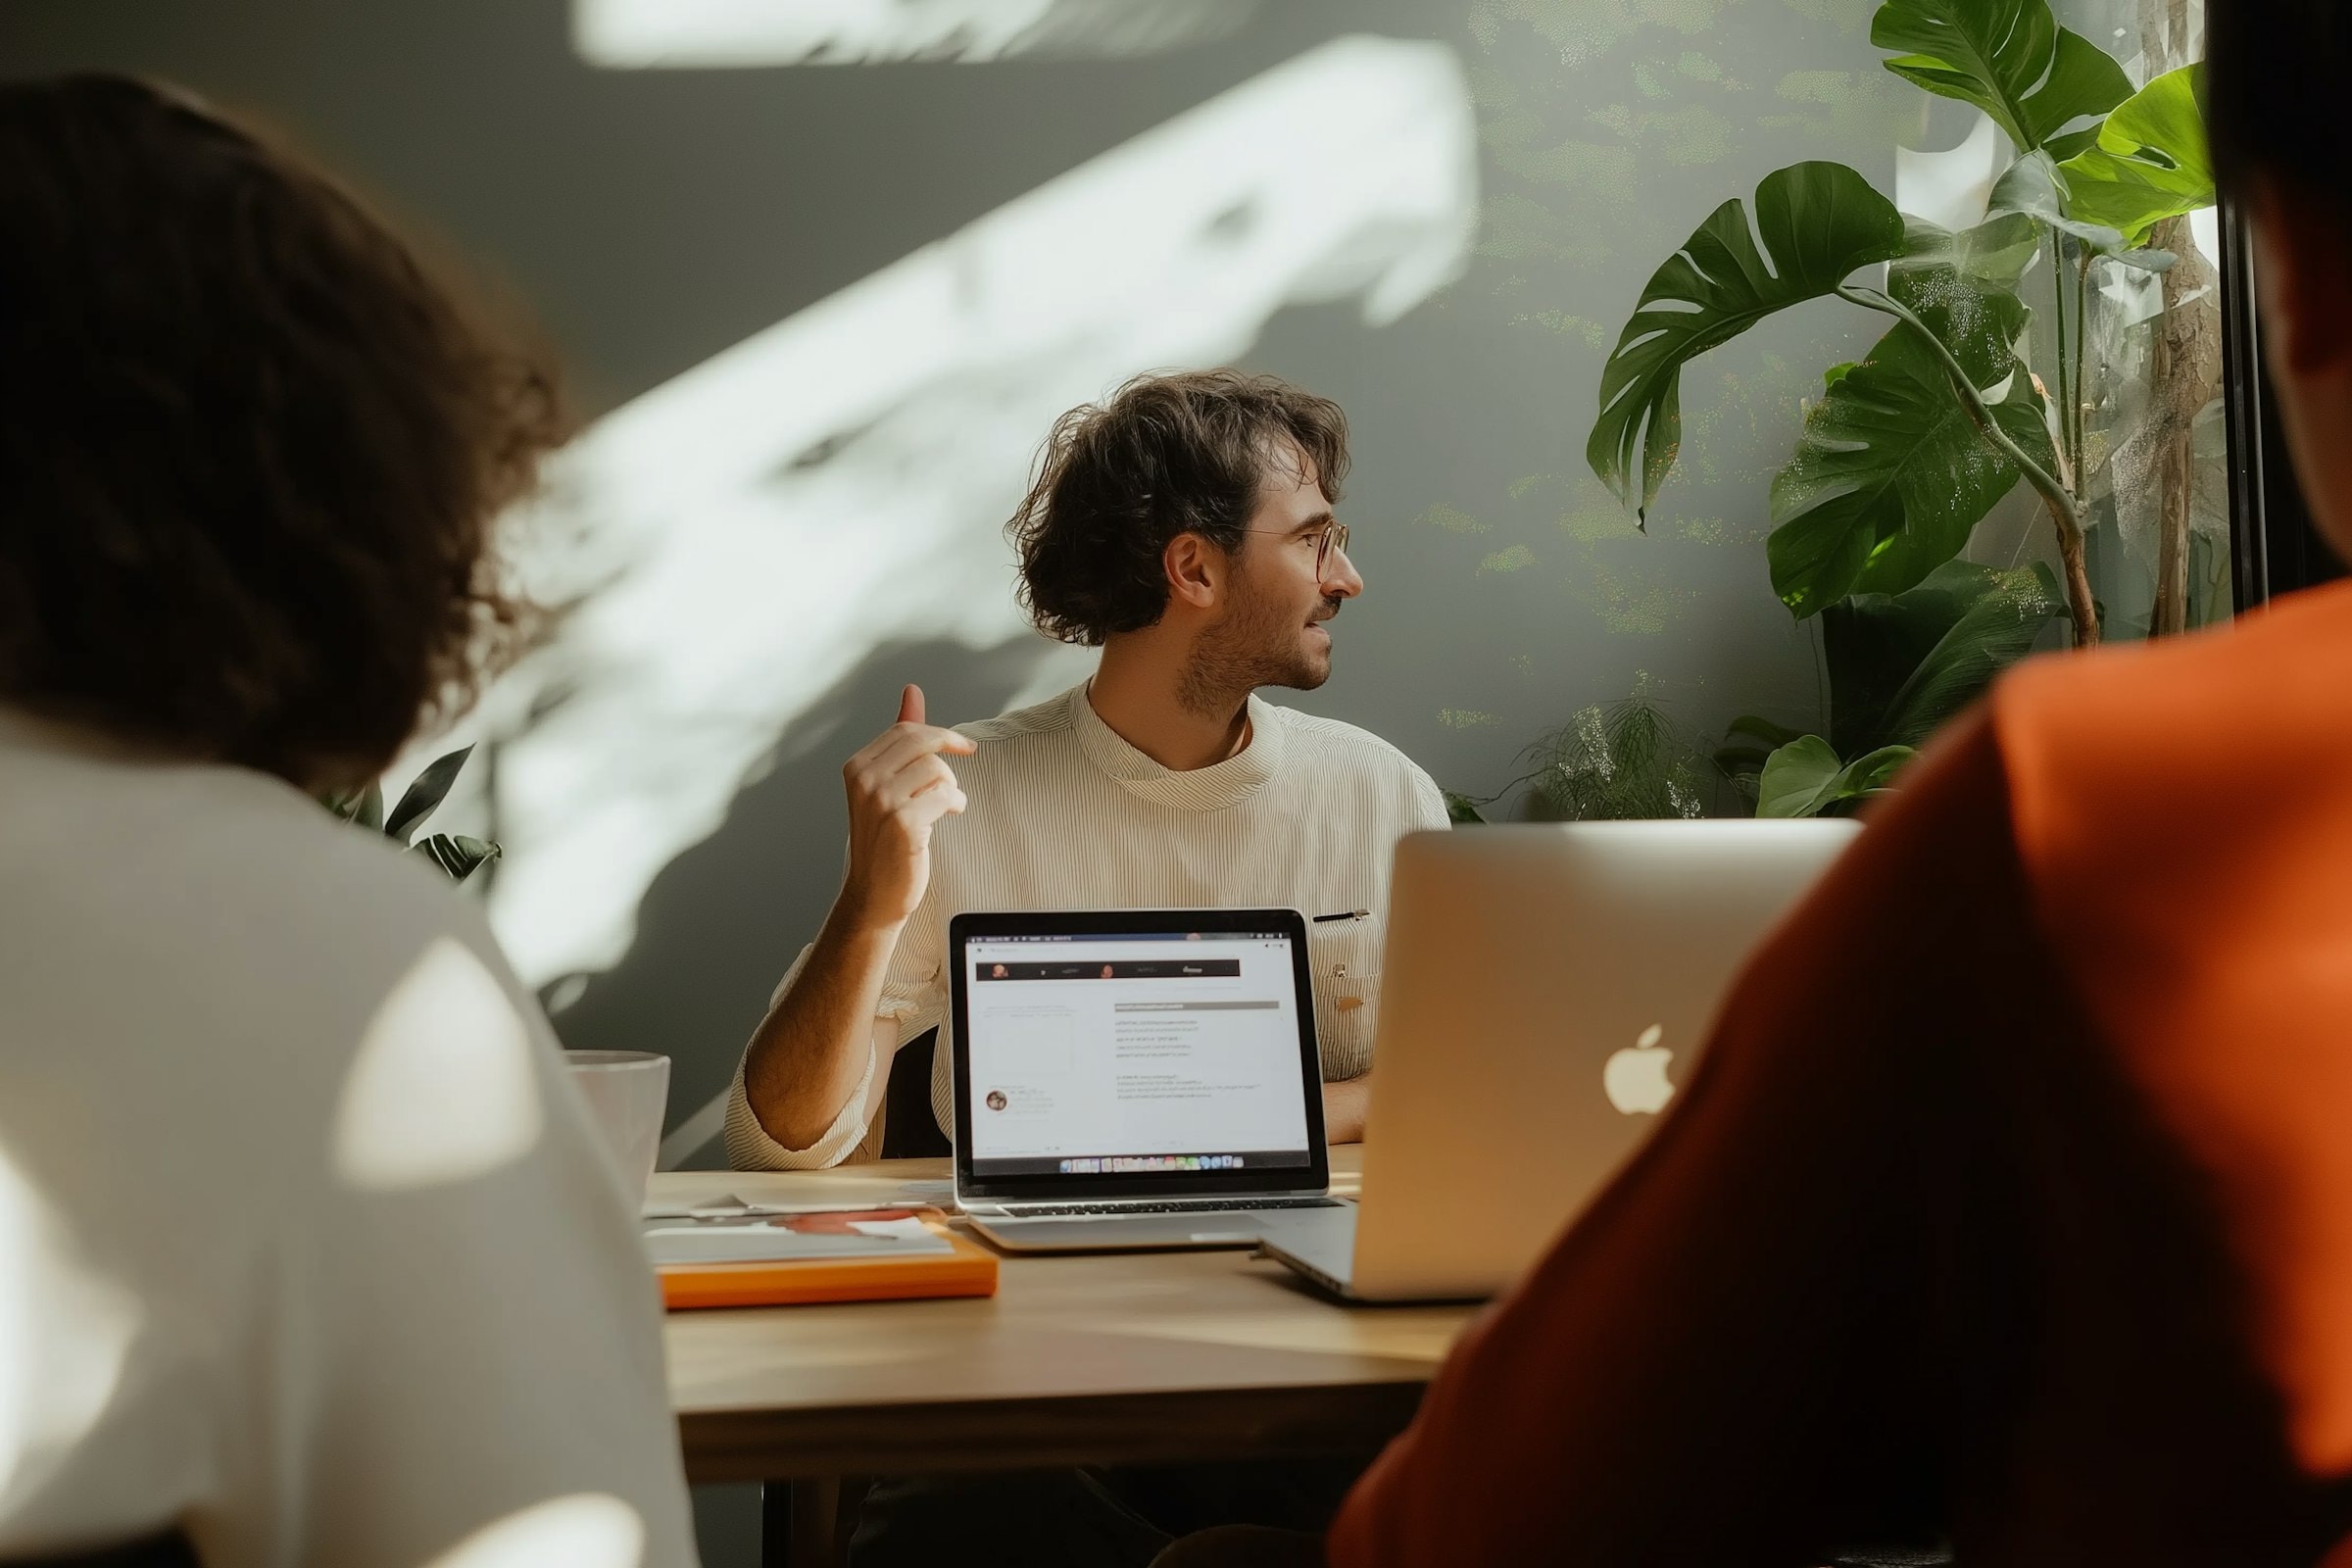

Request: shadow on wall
left=406, top=32, right=1476, bottom=1005
left=542, top=635, right=1065, bottom=1170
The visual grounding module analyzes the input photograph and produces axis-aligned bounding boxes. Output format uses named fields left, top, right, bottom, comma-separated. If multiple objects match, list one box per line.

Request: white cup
left=565, top=1051, right=670, bottom=1205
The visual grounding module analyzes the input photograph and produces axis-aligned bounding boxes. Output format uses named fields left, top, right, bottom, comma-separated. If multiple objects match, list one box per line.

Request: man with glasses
left=727, top=368, right=1446, bottom=1176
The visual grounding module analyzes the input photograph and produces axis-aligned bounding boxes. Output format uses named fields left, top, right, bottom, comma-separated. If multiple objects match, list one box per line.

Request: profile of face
left=1101, top=964, right=1115, bottom=979
left=1185, top=444, right=1364, bottom=705
left=2256, top=186, right=2352, bottom=564
left=985, top=1090, right=1008, bottom=1112
left=991, top=963, right=1007, bottom=978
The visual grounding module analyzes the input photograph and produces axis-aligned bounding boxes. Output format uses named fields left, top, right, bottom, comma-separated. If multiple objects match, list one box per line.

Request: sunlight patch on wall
left=1468, top=0, right=1730, bottom=68
left=2189, top=207, right=2219, bottom=268
left=1509, top=308, right=1610, bottom=347
left=1895, top=112, right=2002, bottom=232
left=419, top=37, right=1478, bottom=991
left=1415, top=503, right=1490, bottom=537
left=1585, top=103, right=1736, bottom=166
left=1761, top=68, right=1924, bottom=144
left=1670, top=514, right=1762, bottom=548
left=1560, top=473, right=1644, bottom=543
left=573, top=0, right=1257, bottom=67
left=0, top=1142, right=139, bottom=1521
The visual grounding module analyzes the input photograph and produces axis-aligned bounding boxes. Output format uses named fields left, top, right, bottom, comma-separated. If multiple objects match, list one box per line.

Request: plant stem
left=2071, top=249, right=2091, bottom=477
left=2052, top=233, right=2075, bottom=483
left=2146, top=213, right=2221, bottom=636
left=1837, top=283, right=2100, bottom=648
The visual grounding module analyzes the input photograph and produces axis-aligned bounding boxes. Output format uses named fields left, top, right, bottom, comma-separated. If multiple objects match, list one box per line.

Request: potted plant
left=323, top=744, right=502, bottom=884
left=1447, top=677, right=1712, bottom=824
left=1586, top=0, right=2218, bottom=815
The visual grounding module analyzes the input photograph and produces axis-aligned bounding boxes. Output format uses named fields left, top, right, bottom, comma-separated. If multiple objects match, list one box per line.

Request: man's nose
left=1324, top=544, right=1363, bottom=599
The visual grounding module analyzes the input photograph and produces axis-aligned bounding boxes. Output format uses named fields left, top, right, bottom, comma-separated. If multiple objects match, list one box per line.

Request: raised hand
left=839, top=684, right=976, bottom=931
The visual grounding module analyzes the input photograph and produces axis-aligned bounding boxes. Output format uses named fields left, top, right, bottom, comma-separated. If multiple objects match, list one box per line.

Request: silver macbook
left=948, top=907, right=1344, bottom=1252
left=1258, top=819, right=1860, bottom=1301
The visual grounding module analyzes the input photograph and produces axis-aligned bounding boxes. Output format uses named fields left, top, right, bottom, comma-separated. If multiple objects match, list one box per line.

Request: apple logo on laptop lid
left=1602, top=1024, right=1676, bottom=1116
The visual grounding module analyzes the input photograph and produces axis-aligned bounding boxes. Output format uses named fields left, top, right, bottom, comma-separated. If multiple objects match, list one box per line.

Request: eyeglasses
left=1244, top=519, right=1352, bottom=579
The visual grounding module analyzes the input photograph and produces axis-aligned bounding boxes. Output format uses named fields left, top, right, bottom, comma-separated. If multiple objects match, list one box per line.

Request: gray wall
left=8, top=0, right=1924, bottom=1178
left=3, top=2, right=2010, bottom=1559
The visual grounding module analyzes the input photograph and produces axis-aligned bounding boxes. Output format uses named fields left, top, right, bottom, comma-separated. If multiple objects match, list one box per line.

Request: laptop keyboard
left=1002, top=1197, right=1343, bottom=1218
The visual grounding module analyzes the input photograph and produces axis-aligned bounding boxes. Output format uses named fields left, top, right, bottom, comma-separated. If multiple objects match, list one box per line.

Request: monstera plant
left=1587, top=0, right=2216, bottom=815
left=323, top=744, right=502, bottom=885
left=1717, top=559, right=2064, bottom=815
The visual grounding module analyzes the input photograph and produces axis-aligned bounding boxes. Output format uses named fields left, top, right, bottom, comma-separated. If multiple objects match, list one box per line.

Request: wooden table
left=659, top=1150, right=1475, bottom=1563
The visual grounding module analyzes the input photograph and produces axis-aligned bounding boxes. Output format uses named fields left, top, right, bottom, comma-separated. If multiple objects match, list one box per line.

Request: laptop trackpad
left=974, top=1211, right=1301, bottom=1253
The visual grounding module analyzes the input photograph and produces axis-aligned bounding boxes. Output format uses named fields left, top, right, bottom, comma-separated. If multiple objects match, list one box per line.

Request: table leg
left=760, top=1482, right=791, bottom=1568
left=760, top=1477, right=845, bottom=1568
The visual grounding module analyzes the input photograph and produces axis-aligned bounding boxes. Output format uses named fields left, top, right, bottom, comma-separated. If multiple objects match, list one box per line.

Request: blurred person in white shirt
left=0, top=74, right=696, bottom=1568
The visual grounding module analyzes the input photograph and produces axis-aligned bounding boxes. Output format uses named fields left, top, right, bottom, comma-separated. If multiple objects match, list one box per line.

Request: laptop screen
left=955, top=919, right=1319, bottom=1188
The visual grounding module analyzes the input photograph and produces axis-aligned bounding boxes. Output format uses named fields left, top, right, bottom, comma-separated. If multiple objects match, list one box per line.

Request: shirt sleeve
left=1405, top=762, right=1451, bottom=834
left=1325, top=710, right=2064, bottom=1567
left=277, top=924, right=699, bottom=1568
left=724, top=915, right=949, bottom=1171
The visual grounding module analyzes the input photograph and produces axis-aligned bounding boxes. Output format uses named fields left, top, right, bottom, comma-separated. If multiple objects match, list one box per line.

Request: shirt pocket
left=1306, top=914, right=1384, bottom=1083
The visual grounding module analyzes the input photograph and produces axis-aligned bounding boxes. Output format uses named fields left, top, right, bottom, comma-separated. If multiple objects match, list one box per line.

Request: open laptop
left=948, top=907, right=1344, bottom=1252
left=1257, top=818, right=1860, bottom=1301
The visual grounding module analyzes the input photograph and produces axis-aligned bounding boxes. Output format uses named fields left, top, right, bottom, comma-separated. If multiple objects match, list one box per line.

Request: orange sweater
left=1328, top=582, right=2352, bottom=1566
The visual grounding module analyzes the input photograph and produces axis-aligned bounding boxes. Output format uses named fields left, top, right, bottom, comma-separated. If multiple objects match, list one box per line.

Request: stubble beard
left=1177, top=582, right=1336, bottom=718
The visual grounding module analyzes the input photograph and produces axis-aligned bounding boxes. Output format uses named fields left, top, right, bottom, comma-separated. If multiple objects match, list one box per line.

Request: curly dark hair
left=1008, top=369, right=1349, bottom=645
left=0, top=74, right=564, bottom=790
left=2208, top=0, right=2348, bottom=215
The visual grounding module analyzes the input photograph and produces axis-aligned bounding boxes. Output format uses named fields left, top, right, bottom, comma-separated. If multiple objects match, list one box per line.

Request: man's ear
left=2256, top=178, right=2352, bottom=377
left=1162, top=532, right=1224, bottom=612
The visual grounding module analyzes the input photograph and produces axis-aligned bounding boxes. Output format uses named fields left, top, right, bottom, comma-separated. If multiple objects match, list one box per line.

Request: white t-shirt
left=0, top=710, right=696, bottom=1567
left=726, top=682, right=1449, bottom=1170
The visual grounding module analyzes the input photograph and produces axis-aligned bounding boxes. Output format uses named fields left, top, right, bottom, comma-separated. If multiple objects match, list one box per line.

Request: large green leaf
left=1715, top=713, right=1811, bottom=790
left=1876, top=560, right=2064, bottom=743
left=325, top=782, right=386, bottom=832
left=385, top=744, right=475, bottom=845
left=1822, top=559, right=2063, bottom=755
left=1589, top=162, right=1906, bottom=525
left=1889, top=245, right=2034, bottom=386
left=1987, top=151, right=2127, bottom=251
left=412, top=834, right=503, bottom=886
left=1767, top=318, right=2048, bottom=616
left=1897, top=212, right=2039, bottom=294
left=1872, top=0, right=2132, bottom=153
left=1822, top=563, right=1990, bottom=755
left=1756, top=736, right=1916, bottom=818
left=1755, top=735, right=1842, bottom=817
left=2041, top=126, right=2103, bottom=164
left=2058, top=66, right=2214, bottom=247
left=1983, top=151, right=2180, bottom=273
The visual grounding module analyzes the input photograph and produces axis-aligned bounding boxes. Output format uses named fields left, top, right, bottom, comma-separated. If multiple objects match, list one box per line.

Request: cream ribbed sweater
left=725, top=682, right=1448, bottom=1170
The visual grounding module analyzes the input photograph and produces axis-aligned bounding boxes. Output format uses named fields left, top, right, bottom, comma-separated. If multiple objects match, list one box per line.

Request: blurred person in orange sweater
left=1161, top=0, right=2352, bottom=1562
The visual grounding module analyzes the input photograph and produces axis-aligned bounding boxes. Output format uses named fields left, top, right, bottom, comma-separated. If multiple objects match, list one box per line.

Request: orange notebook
left=647, top=1206, right=998, bottom=1310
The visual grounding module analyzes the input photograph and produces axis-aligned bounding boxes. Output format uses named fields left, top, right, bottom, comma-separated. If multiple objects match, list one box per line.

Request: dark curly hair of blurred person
left=1008, top=369, right=1349, bottom=646
left=0, top=74, right=564, bottom=791
left=2208, top=0, right=2350, bottom=218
